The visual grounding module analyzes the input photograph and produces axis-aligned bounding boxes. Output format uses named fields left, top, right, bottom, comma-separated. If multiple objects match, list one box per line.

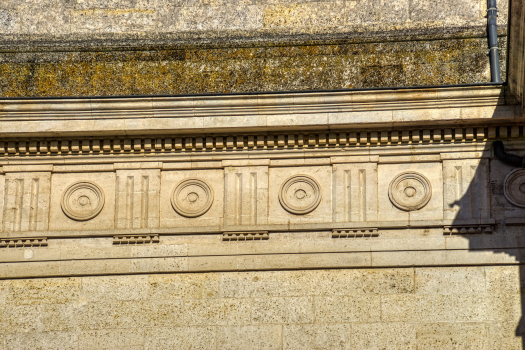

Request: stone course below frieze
left=0, top=267, right=522, bottom=349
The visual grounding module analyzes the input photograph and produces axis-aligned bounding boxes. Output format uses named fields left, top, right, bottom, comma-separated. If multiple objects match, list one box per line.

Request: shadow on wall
left=450, top=127, right=525, bottom=346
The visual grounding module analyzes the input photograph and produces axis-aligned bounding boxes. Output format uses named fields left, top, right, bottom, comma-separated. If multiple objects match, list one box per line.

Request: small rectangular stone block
left=499, top=127, right=508, bottom=138
left=359, top=132, right=368, bottom=144
left=328, top=133, right=337, bottom=145
left=476, top=128, right=485, bottom=140
left=319, top=133, right=327, bottom=145
left=144, top=138, right=152, bottom=150
left=92, top=140, right=100, bottom=152
left=113, top=140, right=122, bottom=151
left=155, top=138, right=163, bottom=150
left=433, top=129, right=441, bottom=141
left=391, top=131, right=399, bottom=143
left=444, top=129, right=452, bottom=140
left=402, top=130, right=410, bottom=142
left=206, top=137, right=214, bottom=149
left=277, top=135, right=285, bottom=146
left=380, top=131, right=389, bottom=143
left=195, top=137, right=203, bottom=149
left=123, top=139, right=132, bottom=151
left=236, top=136, right=244, bottom=148
left=287, top=135, right=295, bottom=147
left=185, top=137, right=193, bottom=149
left=216, top=137, right=224, bottom=148
left=248, top=136, right=255, bottom=147
left=267, top=135, right=275, bottom=147
left=174, top=137, right=183, bottom=149
left=81, top=140, right=90, bottom=152
left=511, top=126, right=520, bottom=138
left=133, top=139, right=142, bottom=151
left=60, top=141, right=70, bottom=153
left=102, top=140, right=111, bottom=151
left=339, top=132, right=347, bottom=144
left=412, top=130, right=420, bottom=142
left=165, top=138, right=173, bottom=150
left=29, top=141, right=38, bottom=153
left=488, top=127, right=497, bottom=139
left=257, top=135, right=265, bottom=147
left=40, top=141, right=49, bottom=153
left=370, top=131, right=378, bottom=144
left=49, top=141, right=59, bottom=153
left=297, top=134, right=304, bottom=146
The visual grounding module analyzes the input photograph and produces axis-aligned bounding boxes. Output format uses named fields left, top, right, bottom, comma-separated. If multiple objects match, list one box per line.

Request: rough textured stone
left=0, top=37, right=507, bottom=97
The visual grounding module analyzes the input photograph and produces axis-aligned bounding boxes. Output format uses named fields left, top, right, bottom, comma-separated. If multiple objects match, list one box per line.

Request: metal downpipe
left=487, top=0, right=502, bottom=83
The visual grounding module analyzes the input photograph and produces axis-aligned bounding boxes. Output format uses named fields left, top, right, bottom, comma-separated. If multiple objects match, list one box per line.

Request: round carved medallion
left=388, top=172, right=432, bottom=211
left=504, top=169, right=525, bottom=207
left=171, top=179, right=214, bottom=217
left=279, top=175, right=322, bottom=215
left=61, top=181, right=105, bottom=221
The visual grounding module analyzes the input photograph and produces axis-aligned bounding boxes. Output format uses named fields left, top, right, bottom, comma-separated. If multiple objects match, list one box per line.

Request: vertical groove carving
left=251, top=172, right=257, bottom=225
left=345, top=169, right=351, bottom=221
left=114, top=175, right=120, bottom=227
left=454, top=166, right=463, bottom=211
left=236, top=173, right=242, bottom=225
left=126, top=176, right=134, bottom=228
left=359, top=169, right=366, bottom=222
left=14, top=179, right=23, bottom=232
left=2, top=179, right=10, bottom=232
left=141, top=175, right=149, bottom=228
left=29, top=178, right=39, bottom=231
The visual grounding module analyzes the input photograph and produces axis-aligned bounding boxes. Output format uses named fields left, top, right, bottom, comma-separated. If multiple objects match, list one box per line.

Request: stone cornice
left=0, top=86, right=521, bottom=137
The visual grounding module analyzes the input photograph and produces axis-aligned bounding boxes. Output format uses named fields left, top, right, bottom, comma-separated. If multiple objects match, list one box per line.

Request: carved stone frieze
left=388, top=172, right=432, bottom=211
left=223, top=231, right=269, bottom=241
left=504, top=169, right=525, bottom=207
left=61, top=181, right=105, bottom=221
left=279, top=175, right=322, bottom=215
left=171, top=178, right=214, bottom=217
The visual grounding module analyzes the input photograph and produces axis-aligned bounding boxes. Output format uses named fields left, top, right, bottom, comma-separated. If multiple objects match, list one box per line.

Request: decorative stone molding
left=113, top=234, right=160, bottom=245
left=0, top=237, right=48, bottom=248
left=279, top=175, right=322, bottom=215
left=61, top=181, right=105, bottom=221
left=443, top=225, right=493, bottom=235
left=171, top=178, right=214, bottom=217
left=389, top=172, right=432, bottom=211
left=504, top=169, right=525, bottom=207
left=0, top=126, right=522, bottom=157
left=332, top=229, right=379, bottom=238
left=223, top=231, right=269, bottom=241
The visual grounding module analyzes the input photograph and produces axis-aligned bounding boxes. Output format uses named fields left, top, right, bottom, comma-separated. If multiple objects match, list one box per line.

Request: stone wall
left=0, top=0, right=509, bottom=96
left=0, top=267, right=521, bottom=349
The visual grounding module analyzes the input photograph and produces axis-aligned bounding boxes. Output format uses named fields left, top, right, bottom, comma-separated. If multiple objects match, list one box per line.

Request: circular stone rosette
left=504, top=169, right=525, bottom=208
left=61, top=181, right=105, bottom=221
left=279, top=175, right=322, bottom=215
left=171, top=179, right=214, bottom=217
left=388, top=172, right=432, bottom=211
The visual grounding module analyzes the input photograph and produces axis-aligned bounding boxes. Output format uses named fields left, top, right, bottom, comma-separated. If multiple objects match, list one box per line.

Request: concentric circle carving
left=388, top=172, right=432, bottom=211
left=504, top=169, right=525, bottom=207
left=171, top=179, right=214, bottom=217
left=279, top=175, right=322, bottom=215
left=61, top=181, right=105, bottom=221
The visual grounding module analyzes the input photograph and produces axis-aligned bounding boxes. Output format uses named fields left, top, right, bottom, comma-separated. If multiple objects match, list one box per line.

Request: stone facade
left=2, top=0, right=525, bottom=349
left=0, top=267, right=521, bottom=349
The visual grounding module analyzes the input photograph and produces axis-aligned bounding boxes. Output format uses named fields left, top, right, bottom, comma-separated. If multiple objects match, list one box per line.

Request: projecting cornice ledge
left=0, top=86, right=521, bottom=138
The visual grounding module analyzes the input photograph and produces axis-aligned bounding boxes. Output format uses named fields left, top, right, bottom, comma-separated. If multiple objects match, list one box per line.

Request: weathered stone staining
left=171, top=178, right=214, bottom=218
left=60, top=181, right=105, bottom=221
left=504, top=169, right=525, bottom=207
left=388, top=172, right=432, bottom=211
left=0, top=0, right=524, bottom=347
left=278, top=175, right=322, bottom=215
